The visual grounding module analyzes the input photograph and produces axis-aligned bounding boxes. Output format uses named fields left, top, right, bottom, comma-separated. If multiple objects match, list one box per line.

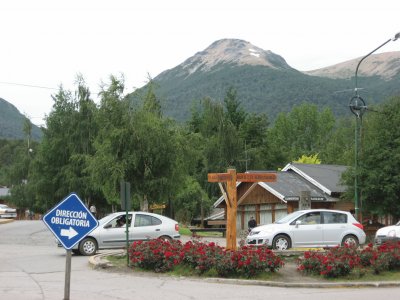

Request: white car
left=374, top=221, right=400, bottom=245
left=0, top=204, right=17, bottom=219
left=60, top=211, right=180, bottom=255
left=246, top=209, right=366, bottom=250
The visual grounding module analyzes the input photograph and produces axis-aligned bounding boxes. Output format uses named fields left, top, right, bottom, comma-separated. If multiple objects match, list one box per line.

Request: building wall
left=237, top=183, right=285, bottom=229
left=332, top=200, right=354, bottom=212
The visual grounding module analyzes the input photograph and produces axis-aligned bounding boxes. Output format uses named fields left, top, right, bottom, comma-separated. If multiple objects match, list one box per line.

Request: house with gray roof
left=211, top=163, right=353, bottom=230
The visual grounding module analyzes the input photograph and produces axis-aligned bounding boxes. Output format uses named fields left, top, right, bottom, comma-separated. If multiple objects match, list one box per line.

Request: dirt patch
left=278, top=261, right=321, bottom=282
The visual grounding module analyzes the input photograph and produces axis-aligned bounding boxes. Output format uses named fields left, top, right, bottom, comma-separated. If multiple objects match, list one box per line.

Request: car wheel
left=159, top=235, right=172, bottom=242
left=79, top=238, right=97, bottom=256
left=273, top=234, right=291, bottom=250
left=342, top=235, right=359, bottom=248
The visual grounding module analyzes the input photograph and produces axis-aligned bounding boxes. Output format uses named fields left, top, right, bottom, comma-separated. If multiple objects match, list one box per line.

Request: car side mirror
left=104, top=224, right=112, bottom=229
left=295, top=220, right=302, bottom=227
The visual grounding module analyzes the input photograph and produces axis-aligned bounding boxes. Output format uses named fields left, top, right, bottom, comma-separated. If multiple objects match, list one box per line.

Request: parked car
left=0, top=204, right=17, bottom=219
left=59, top=211, right=180, bottom=256
left=246, top=209, right=366, bottom=250
left=374, top=221, right=400, bottom=245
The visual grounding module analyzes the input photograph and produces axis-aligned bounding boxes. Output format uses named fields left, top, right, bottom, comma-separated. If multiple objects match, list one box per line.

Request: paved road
left=1, top=220, right=400, bottom=300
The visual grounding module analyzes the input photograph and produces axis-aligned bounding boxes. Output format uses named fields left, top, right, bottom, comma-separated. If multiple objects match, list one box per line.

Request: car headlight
left=249, top=231, right=260, bottom=236
left=388, top=230, right=397, bottom=237
left=250, top=227, right=274, bottom=236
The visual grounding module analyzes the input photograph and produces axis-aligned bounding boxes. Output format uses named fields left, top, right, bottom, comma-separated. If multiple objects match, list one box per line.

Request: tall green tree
left=238, top=113, right=271, bottom=170
left=28, top=76, right=99, bottom=211
left=224, top=86, right=247, bottom=129
left=268, top=103, right=335, bottom=166
left=356, top=97, right=400, bottom=219
left=319, top=117, right=354, bottom=165
left=90, top=75, right=185, bottom=215
left=88, top=75, right=131, bottom=209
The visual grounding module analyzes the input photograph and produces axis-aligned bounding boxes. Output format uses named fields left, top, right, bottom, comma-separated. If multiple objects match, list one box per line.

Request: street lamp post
left=349, top=32, right=400, bottom=221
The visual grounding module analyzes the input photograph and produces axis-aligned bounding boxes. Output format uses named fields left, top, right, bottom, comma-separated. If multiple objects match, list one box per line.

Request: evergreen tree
left=356, top=97, right=400, bottom=219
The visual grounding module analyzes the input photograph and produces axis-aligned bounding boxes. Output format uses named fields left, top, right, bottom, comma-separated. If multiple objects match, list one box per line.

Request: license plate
left=1, top=214, right=16, bottom=218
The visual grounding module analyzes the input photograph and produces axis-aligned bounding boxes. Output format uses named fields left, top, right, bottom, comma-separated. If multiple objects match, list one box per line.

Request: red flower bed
left=297, top=242, right=400, bottom=278
left=361, top=242, right=400, bottom=274
left=215, top=245, right=284, bottom=278
left=129, top=239, right=183, bottom=272
left=129, top=238, right=284, bottom=277
left=181, top=240, right=224, bottom=273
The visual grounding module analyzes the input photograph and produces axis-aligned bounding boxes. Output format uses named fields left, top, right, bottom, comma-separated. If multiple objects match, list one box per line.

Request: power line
left=0, top=80, right=102, bottom=96
left=0, top=81, right=58, bottom=90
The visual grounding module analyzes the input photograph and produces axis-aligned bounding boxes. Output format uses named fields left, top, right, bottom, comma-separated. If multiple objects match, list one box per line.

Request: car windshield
left=98, top=213, right=120, bottom=226
left=275, top=210, right=305, bottom=224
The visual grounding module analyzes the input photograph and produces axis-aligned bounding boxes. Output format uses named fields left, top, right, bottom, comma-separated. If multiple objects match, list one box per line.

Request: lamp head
left=392, top=32, right=400, bottom=41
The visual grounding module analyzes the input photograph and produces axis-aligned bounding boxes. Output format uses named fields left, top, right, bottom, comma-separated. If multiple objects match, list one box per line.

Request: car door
left=290, top=211, right=323, bottom=247
left=322, top=211, right=347, bottom=246
left=96, top=214, right=132, bottom=248
left=130, top=213, right=163, bottom=241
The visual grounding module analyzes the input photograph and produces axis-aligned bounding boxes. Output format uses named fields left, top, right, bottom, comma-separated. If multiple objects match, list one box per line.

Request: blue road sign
left=43, top=193, right=99, bottom=250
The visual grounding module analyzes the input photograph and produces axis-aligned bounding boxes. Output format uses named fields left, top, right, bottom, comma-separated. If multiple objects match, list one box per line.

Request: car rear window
left=323, top=212, right=347, bottom=224
left=134, top=214, right=162, bottom=227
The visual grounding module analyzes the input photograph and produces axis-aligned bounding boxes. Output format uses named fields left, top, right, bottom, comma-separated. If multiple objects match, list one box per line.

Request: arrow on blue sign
left=61, top=227, right=78, bottom=239
left=43, top=193, right=99, bottom=250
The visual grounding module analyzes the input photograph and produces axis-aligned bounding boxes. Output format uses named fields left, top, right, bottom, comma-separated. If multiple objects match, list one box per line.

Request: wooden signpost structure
left=208, top=169, right=277, bottom=250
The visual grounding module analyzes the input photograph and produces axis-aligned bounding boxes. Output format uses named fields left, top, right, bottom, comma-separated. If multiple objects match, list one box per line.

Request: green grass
left=324, top=269, right=400, bottom=282
left=107, top=254, right=129, bottom=268
left=179, top=227, right=192, bottom=236
left=179, top=226, right=224, bottom=237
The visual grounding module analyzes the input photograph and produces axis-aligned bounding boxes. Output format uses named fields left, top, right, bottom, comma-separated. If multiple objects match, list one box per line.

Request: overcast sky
left=1, top=0, right=400, bottom=126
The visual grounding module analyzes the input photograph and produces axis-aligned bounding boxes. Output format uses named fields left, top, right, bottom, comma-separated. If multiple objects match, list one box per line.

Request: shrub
left=297, top=245, right=360, bottom=278
left=181, top=240, right=224, bottom=274
left=296, top=251, right=325, bottom=275
left=129, top=239, right=183, bottom=272
left=358, top=243, right=377, bottom=267
left=129, top=239, right=283, bottom=278
left=370, top=242, right=400, bottom=274
left=215, top=245, right=284, bottom=278
left=297, top=242, right=400, bottom=278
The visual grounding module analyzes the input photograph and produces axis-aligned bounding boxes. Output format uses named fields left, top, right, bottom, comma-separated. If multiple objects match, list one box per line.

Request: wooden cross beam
left=208, top=169, right=276, bottom=250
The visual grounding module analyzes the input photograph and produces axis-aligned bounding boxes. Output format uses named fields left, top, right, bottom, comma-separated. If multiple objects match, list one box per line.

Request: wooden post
left=208, top=170, right=276, bottom=251
left=226, top=169, right=237, bottom=250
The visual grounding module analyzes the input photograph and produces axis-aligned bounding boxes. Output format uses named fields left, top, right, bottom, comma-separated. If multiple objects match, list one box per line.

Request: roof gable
left=282, top=163, right=348, bottom=195
left=260, top=172, right=335, bottom=201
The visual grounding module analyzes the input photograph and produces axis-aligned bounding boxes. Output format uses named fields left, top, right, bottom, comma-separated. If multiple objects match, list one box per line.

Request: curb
left=89, top=250, right=125, bottom=269
left=0, top=219, right=14, bottom=225
left=203, top=277, right=400, bottom=288
left=88, top=251, right=400, bottom=288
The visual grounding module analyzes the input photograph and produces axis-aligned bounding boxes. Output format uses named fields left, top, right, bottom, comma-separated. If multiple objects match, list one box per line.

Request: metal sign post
left=120, top=181, right=131, bottom=266
left=64, top=249, right=72, bottom=300
left=43, top=193, right=98, bottom=300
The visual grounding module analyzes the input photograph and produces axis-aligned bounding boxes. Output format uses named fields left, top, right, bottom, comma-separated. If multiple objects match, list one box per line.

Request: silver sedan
left=246, top=209, right=366, bottom=250
left=63, top=211, right=180, bottom=255
left=0, top=204, right=17, bottom=219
